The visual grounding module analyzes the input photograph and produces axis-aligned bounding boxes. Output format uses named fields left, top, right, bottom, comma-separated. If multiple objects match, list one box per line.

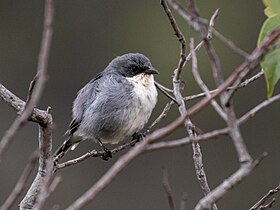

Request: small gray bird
left=54, top=53, right=158, bottom=160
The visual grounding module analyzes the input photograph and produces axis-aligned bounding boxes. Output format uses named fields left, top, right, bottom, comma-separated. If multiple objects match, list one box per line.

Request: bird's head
left=108, top=53, right=159, bottom=77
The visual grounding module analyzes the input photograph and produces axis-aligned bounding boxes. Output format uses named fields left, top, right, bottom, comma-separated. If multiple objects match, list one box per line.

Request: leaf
left=263, top=0, right=280, bottom=17
left=258, top=14, right=280, bottom=97
left=261, top=49, right=280, bottom=97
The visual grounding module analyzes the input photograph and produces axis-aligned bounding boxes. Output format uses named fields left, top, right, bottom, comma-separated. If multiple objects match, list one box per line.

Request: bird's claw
left=102, top=148, right=112, bottom=161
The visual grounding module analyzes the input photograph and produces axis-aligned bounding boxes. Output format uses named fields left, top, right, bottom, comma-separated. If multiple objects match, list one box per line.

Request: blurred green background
left=0, top=0, right=279, bottom=209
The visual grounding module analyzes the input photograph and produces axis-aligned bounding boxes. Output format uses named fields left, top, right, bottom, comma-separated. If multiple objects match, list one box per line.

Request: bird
left=54, top=53, right=158, bottom=161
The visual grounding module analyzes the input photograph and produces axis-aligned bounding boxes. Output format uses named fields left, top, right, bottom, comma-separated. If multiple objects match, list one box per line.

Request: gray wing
left=67, top=72, right=104, bottom=136
left=79, top=73, right=135, bottom=139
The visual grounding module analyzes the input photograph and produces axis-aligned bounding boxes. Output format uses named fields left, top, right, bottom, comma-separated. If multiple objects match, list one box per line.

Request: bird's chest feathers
left=126, top=74, right=158, bottom=110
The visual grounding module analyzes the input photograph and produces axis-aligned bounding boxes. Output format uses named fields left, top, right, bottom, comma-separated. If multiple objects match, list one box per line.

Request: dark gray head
left=107, top=53, right=159, bottom=77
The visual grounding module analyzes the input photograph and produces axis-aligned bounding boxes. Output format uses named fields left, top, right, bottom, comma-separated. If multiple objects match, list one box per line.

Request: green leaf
left=261, top=49, right=280, bottom=97
left=258, top=15, right=280, bottom=97
left=263, top=0, right=280, bottom=17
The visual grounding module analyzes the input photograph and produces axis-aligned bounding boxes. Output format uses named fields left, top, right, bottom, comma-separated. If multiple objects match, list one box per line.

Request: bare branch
left=155, top=81, right=178, bottom=103
left=190, top=38, right=227, bottom=120
left=0, top=83, right=50, bottom=124
left=180, top=193, right=188, bottom=210
left=184, top=71, right=264, bottom=102
left=213, top=29, right=249, bottom=58
left=239, top=92, right=280, bottom=123
left=162, top=169, right=176, bottom=210
left=19, top=0, right=55, bottom=209
left=147, top=92, right=280, bottom=152
left=161, top=0, right=187, bottom=79
left=195, top=153, right=267, bottom=210
left=250, top=184, right=280, bottom=210
left=146, top=128, right=228, bottom=152
left=147, top=101, right=174, bottom=133
left=207, top=9, right=220, bottom=39
left=161, top=2, right=217, bottom=209
left=188, top=26, right=280, bottom=116
left=0, top=150, right=38, bottom=210
left=0, top=0, right=54, bottom=161
left=33, top=176, right=62, bottom=210
left=20, top=114, right=53, bottom=210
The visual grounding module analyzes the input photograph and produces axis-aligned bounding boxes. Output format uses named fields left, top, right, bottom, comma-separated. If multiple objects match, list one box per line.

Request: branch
left=147, top=93, right=280, bottom=152
left=180, top=193, right=188, bottom=210
left=213, top=29, right=249, bottom=58
left=146, top=101, right=174, bottom=133
left=19, top=0, right=55, bottom=209
left=190, top=38, right=227, bottom=120
left=250, top=184, right=280, bottom=210
left=161, top=2, right=218, bottom=209
left=162, top=169, right=176, bottom=210
left=0, top=150, right=38, bottom=210
left=19, top=110, right=53, bottom=210
left=0, top=0, right=54, bottom=161
left=33, top=176, right=62, bottom=210
left=195, top=153, right=267, bottom=210
left=184, top=71, right=264, bottom=102
left=188, top=26, right=280, bottom=117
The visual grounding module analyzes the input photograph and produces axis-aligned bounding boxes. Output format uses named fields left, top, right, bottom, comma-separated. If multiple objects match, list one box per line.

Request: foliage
left=258, top=0, right=280, bottom=97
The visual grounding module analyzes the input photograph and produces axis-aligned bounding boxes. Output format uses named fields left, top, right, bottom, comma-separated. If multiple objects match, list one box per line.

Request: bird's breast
left=125, top=74, right=158, bottom=133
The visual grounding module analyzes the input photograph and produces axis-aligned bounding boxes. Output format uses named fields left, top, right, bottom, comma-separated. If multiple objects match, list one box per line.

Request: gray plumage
left=54, top=53, right=158, bottom=159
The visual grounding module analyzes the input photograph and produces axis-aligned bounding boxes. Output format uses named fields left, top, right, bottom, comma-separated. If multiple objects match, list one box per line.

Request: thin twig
left=162, top=169, right=176, bottom=210
left=155, top=81, right=178, bottom=103
left=146, top=101, right=174, bottom=133
left=180, top=193, right=188, bottom=210
left=0, top=150, right=38, bottom=210
left=250, top=184, right=280, bottom=210
left=207, top=9, right=219, bottom=39
left=195, top=153, right=268, bottom=210
left=154, top=81, right=174, bottom=93
left=147, top=92, right=280, bottom=152
left=161, top=0, right=187, bottom=79
left=188, top=26, right=280, bottom=116
left=184, top=71, right=264, bottom=102
left=258, top=198, right=276, bottom=210
left=190, top=38, right=227, bottom=120
left=0, top=0, right=54, bottom=161
left=213, top=29, right=249, bottom=58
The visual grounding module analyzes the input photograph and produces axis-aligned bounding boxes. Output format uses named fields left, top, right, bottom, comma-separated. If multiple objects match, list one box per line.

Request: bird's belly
left=101, top=85, right=157, bottom=144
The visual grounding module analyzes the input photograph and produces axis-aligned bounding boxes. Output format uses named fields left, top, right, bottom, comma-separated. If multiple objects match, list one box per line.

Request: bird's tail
left=54, top=135, right=82, bottom=160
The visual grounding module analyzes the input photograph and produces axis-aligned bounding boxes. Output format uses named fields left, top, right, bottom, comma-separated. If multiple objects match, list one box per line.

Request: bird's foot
left=131, top=132, right=146, bottom=147
left=102, top=147, right=112, bottom=161
left=97, top=138, right=112, bottom=161
left=132, top=132, right=146, bottom=141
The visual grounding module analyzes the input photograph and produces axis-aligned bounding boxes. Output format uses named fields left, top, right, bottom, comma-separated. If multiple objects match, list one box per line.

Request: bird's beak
left=144, top=67, right=159, bottom=75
